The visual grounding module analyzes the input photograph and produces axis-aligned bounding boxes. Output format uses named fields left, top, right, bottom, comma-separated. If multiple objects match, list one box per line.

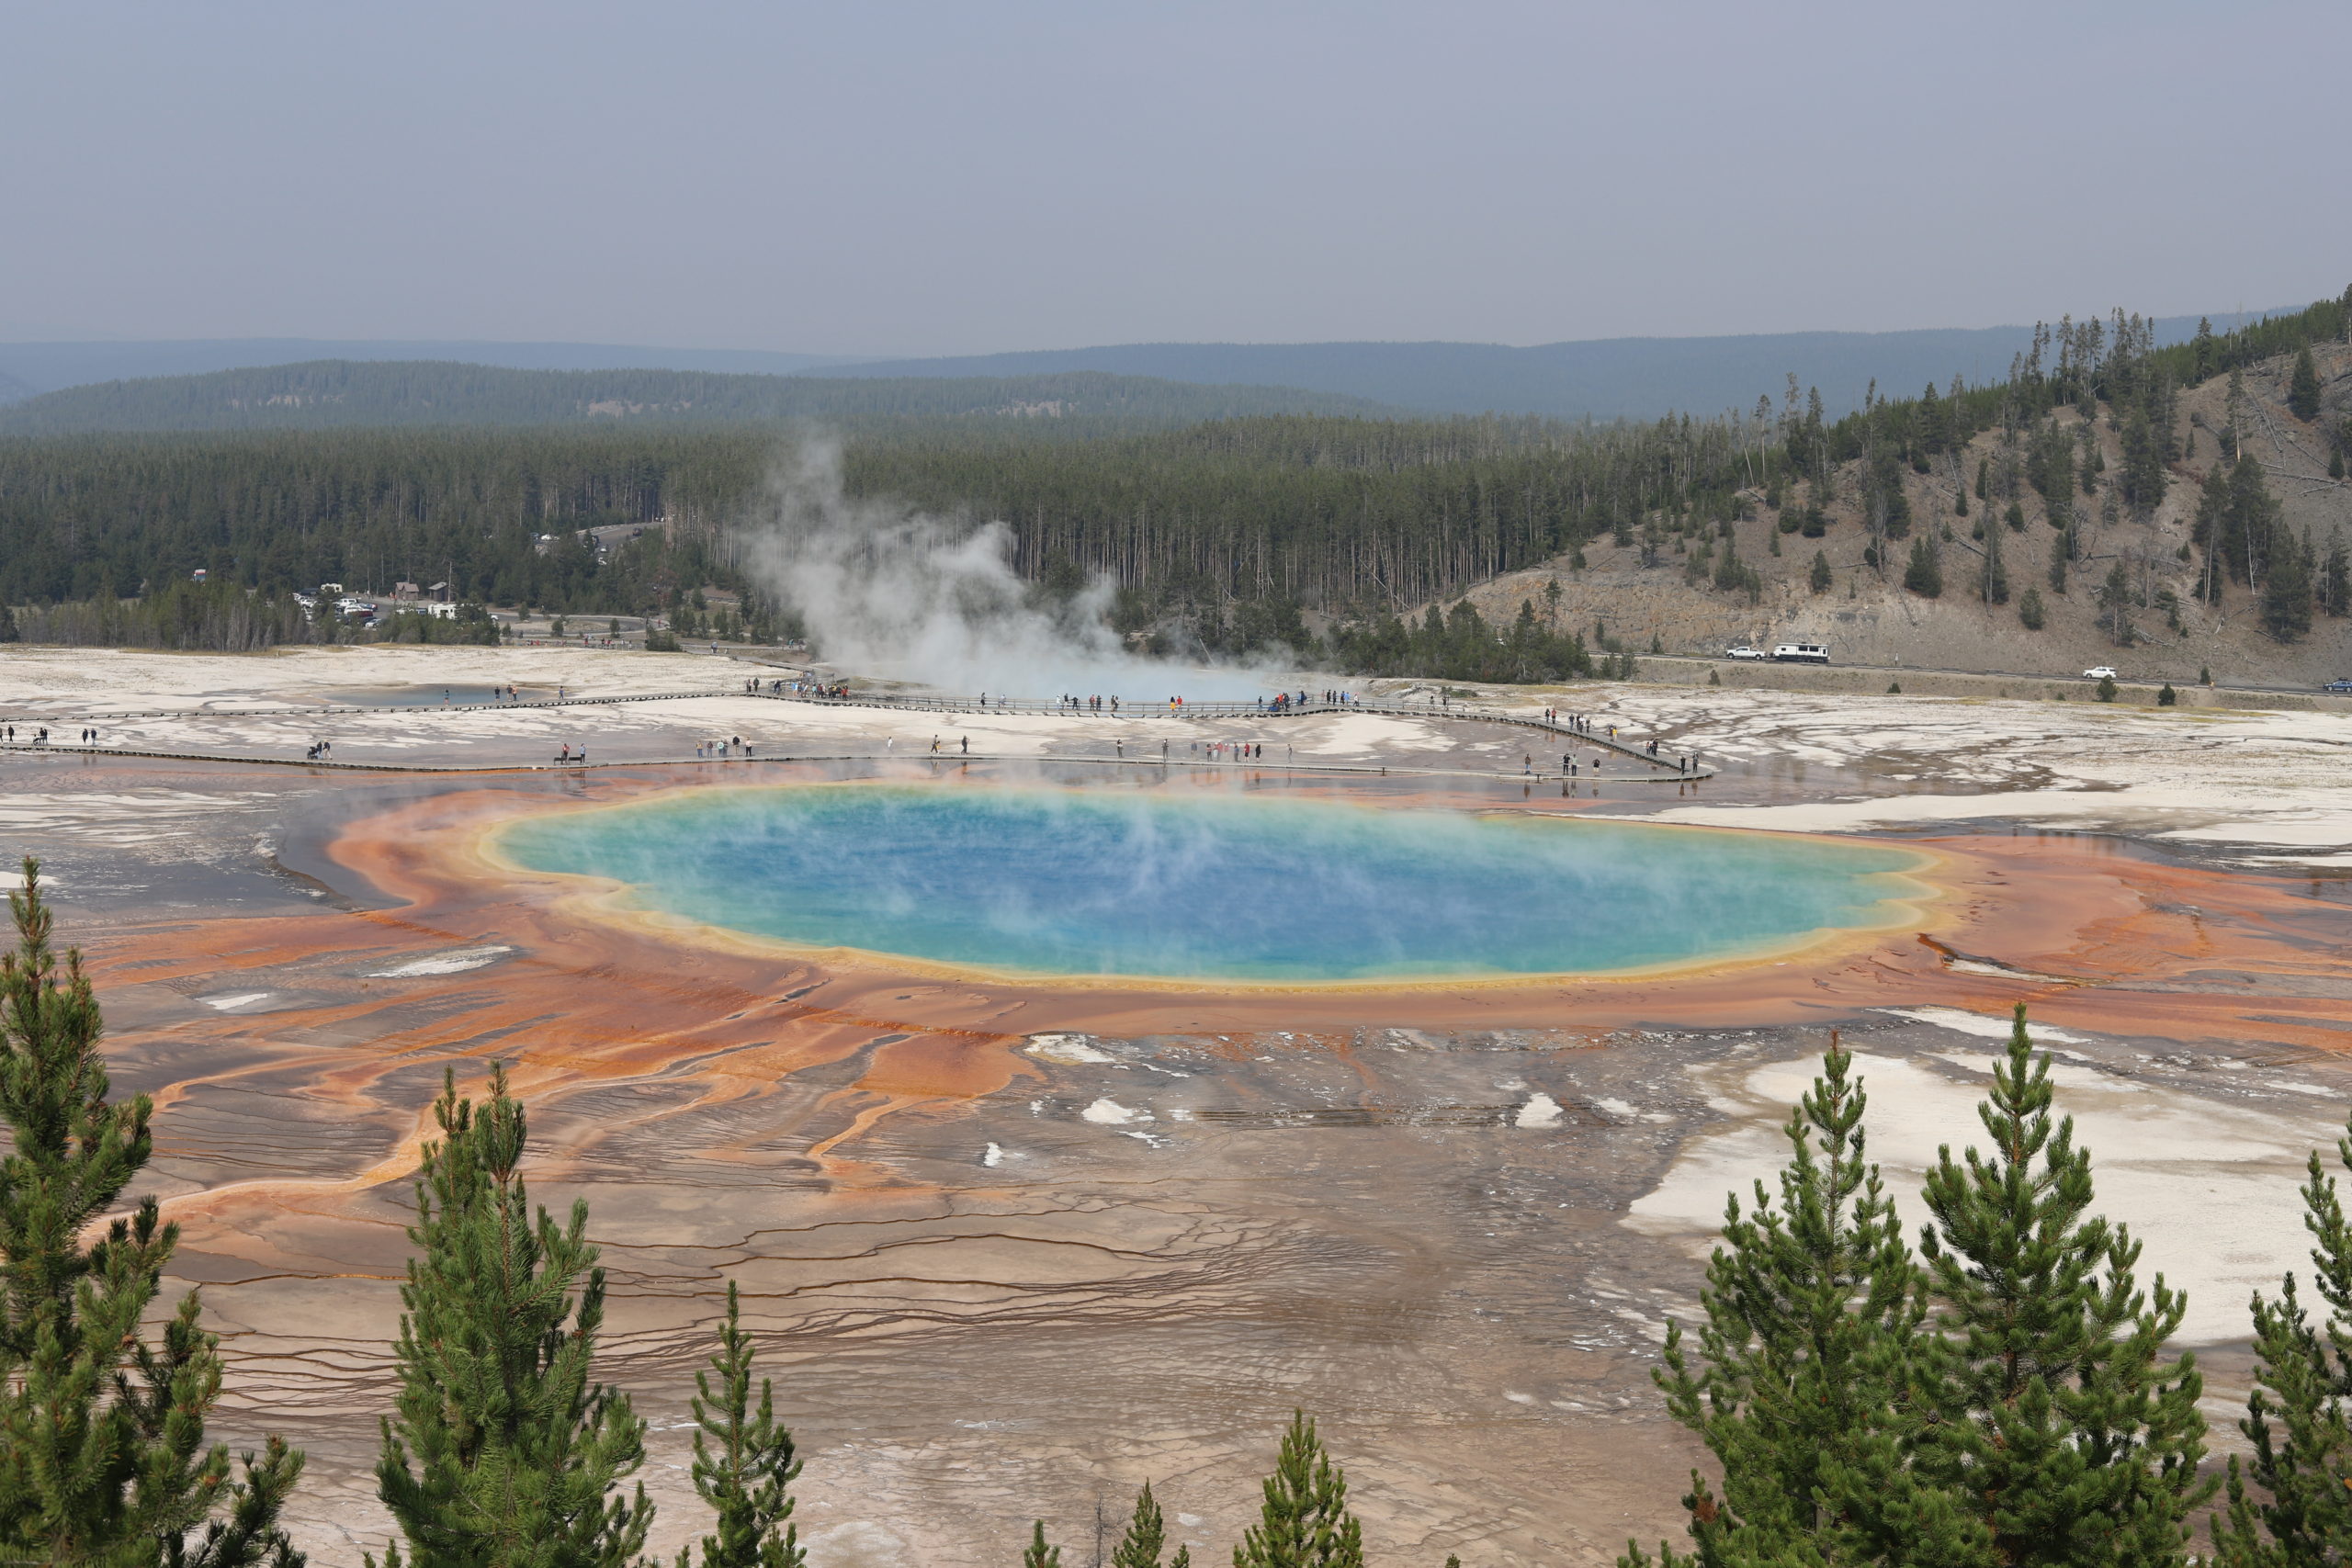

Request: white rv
left=1771, top=642, right=1830, bottom=664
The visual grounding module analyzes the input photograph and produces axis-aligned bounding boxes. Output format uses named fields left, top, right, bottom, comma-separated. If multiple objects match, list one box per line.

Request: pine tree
left=2049, top=531, right=2069, bottom=596
left=2290, top=346, right=2323, bottom=422
left=1809, top=550, right=1832, bottom=593
left=371, top=1064, right=652, bottom=1568
left=2119, top=407, right=2167, bottom=515
left=2018, top=587, right=2046, bottom=630
left=1023, top=1520, right=1062, bottom=1568
left=2213, top=1110, right=2352, bottom=1565
left=2099, top=559, right=2135, bottom=647
left=1903, top=537, right=1943, bottom=598
left=2193, top=463, right=2233, bottom=604
left=1233, top=1413, right=1363, bottom=1568
left=1981, top=525, right=2008, bottom=604
left=1632, top=1038, right=1988, bottom=1568
left=2263, top=528, right=2315, bottom=644
left=0, top=858, right=306, bottom=1568
left=677, top=1281, right=803, bottom=1568
left=1114, top=1483, right=1173, bottom=1568
left=1917, top=1005, right=2214, bottom=1568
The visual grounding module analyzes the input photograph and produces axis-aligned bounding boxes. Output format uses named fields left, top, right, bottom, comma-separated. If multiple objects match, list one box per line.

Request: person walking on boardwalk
left=959, top=736, right=968, bottom=753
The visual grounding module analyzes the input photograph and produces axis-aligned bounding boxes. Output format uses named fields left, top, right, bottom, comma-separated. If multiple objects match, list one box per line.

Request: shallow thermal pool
left=495, top=784, right=1929, bottom=982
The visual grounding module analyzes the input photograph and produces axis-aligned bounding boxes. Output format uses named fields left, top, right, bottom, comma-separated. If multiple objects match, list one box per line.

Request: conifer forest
left=4, top=294, right=2345, bottom=678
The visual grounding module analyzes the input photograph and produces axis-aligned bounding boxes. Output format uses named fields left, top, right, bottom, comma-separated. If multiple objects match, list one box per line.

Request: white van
left=1771, top=643, right=1830, bottom=663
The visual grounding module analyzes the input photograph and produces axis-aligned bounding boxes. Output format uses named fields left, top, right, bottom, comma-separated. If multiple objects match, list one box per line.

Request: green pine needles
left=2214, top=1111, right=2352, bottom=1565
left=370, top=1064, right=653, bottom=1568
left=0, top=858, right=306, bottom=1568
left=679, top=1282, right=805, bottom=1568
left=1632, top=1005, right=2216, bottom=1568
left=1233, top=1412, right=1363, bottom=1568
left=1630, top=1033, right=1979, bottom=1568
left=1917, top=1004, right=2211, bottom=1566
left=35, top=835, right=2352, bottom=1566
left=1023, top=1519, right=1063, bottom=1568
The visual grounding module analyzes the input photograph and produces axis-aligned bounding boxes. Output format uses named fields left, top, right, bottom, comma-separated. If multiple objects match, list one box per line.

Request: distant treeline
left=2, top=579, right=322, bottom=651
left=2, top=290, right=2344, bottom=666
left=0, top=360, right=1396, bottom=435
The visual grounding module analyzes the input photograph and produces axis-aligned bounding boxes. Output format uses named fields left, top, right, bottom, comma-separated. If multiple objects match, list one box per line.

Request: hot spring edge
left=486, top=783, right=1938, bottom=984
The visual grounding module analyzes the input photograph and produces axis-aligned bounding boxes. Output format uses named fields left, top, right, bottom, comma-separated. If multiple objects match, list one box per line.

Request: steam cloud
left=738, top=442, right=1271, bottom=699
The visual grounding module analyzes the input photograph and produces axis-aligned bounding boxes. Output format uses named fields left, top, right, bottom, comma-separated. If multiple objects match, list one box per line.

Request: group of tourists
left=1192, top=740, right=1265, bottom=760
left=1063, top=694, right=1119, bottom=712
left=696, top=737, right=753, bottom=759
left=928, top=735, right=971, bottom=754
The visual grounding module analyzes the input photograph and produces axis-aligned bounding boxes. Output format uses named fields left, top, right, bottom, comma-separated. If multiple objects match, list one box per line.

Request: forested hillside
left=2, top=290, right=2346, bottom=678
left=0, top=360, right=1396, bottom=434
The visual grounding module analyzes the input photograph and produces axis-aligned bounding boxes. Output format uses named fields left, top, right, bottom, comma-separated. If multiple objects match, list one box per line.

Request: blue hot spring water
left=495, top=785, right=1927, bottom=981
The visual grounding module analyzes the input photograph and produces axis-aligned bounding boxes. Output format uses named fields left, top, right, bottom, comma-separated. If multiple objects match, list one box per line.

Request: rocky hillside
left=1452, top=339, right=2352, bottom=687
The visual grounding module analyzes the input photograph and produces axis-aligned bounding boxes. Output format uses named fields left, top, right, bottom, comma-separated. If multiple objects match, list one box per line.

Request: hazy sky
left=7, top=1, right=2346, bottom=355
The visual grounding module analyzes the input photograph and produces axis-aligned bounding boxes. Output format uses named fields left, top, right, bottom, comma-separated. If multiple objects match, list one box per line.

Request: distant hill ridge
left=0, top=338, right=862, bottom=398
left=826, top=312, right=2282, bottom=419
left=0, top=310, right=2290, bottom=421
left=0, top=360, right=1402, bottom=435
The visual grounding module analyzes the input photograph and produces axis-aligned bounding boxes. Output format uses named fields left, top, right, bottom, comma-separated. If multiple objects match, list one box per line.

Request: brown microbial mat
left=17, top=734, right=2352, bottom=1566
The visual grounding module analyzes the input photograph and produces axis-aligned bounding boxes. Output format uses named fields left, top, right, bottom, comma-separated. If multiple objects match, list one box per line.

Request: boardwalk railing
left=0, top=682, right=1713, bottom=778
left=743, top=687, right=1705, bottom=774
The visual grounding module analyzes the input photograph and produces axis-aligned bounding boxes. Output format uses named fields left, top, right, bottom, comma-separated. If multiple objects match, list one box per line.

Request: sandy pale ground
left=6, top=645, right=2352, bottom=1565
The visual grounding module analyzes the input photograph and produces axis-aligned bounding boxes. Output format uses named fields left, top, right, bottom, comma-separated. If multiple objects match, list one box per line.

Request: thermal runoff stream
left=495, top=785, right=1928, bottom=982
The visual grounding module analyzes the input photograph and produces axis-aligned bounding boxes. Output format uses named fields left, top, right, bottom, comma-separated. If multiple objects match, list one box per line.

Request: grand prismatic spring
left=492, top=784, right=1930, bottom=981
left=6, top=645, right=2352, bottom=1567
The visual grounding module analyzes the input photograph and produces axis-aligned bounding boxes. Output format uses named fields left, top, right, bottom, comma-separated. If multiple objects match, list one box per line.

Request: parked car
left=1725, top=646, right=1767, bottom=660
left=1771, top=643, right=1830, bottom=663
left=2083, top=666, right=2119, bottom=680
left=2325, top=679, right=2352, bottom=694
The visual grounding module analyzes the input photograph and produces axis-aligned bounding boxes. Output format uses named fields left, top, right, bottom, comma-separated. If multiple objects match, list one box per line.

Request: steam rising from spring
left=739, top=442, right=1269, bottom=699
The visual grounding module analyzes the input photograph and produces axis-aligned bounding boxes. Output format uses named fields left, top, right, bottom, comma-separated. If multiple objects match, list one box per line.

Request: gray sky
left=7, top=0, right=2346, bottom=356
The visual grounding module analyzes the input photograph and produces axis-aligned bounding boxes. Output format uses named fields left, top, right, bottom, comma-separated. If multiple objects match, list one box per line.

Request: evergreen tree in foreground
left=0, top=858, right=306, bottom=1568
left=1626, top=1036, right=1986, bottom=1568
left=370, top=1063, right=651, bottom=1568
left=1023, top=1519, right=1063, bottom=1568
left=1233, top=1413, right=1363, bottom=1568
left=2213, top=1110, right=2352, bottom=1565
left=1917, top=1004, right=2213, bottom=1568
left=677, top=1281, right=804, bottom=1568
left=1114, top=1481, right=1192, bottom=1568
left=1114, top=1483, right=1164, bottom=1568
